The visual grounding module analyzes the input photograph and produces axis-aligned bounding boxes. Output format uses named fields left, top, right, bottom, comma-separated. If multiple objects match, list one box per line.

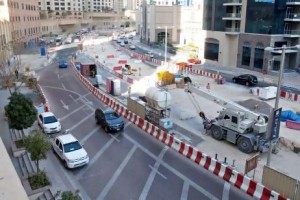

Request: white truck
left=188, top=87, right=276, bottom=154
left=52, top=131, right=89, bottom=168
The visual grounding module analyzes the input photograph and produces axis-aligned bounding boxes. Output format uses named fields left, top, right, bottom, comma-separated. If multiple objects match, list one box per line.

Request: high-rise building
left=202, top=0, right=300, bottom=73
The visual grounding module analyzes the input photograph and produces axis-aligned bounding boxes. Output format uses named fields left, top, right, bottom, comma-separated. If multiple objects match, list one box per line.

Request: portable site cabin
left=76, top=54, right=97, bottom=77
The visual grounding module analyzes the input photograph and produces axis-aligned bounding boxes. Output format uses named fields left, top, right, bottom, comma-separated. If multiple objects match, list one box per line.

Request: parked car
left=52, top=132, right=89, bottom=168
left=129, top=45, right=136, bottom=50
left=120, top=42, right=125, bottom=47
left=74, top=38, right=80, bottom=43
left=58, top=60, right=68, bottom=68
left=38, top=112, right=61, bottom=134
left=232, top=74, right=258, bottom=86
left=95, top=108, right=124, bottom=133
left=116, top=39, right=122, bottom=43
left=124, top=39, right=129, bottom=44
left=145, top=51, right=154, bottom=58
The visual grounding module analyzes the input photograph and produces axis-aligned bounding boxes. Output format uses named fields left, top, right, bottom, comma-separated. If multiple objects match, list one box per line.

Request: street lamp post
left=264, top=44, right=300, bottom=166
left=164, top=26, right=167, bottom=64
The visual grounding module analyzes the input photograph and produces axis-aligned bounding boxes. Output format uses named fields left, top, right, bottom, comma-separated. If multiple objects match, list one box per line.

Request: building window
left=204, top=38, right=219, bottom=61
left=254, top=43, right=264, bottom=69
left=242, top=42, right=251, bottom=66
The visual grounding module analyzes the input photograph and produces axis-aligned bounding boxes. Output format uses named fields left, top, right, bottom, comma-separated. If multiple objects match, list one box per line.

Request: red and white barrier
left=69, top=60, right=287, bottom=200
left=36, top=84, right=50, bottom=112
left=280, top=90, right=299, bottom=102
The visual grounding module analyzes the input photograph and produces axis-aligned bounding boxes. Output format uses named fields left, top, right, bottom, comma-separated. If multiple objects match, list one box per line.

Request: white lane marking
left=61, top=82, right=66, bottom=90
left=96, top=145, right=137, bottom=200
left=124, top=134, right=219, bottom=200
left=124, top=122, right=131, bottom=128
left=139, top=146, right=168, bottom=200
left=148, top=165, right=167, bottom=180
left=222, top=182, right=231, bottom=200
left=80, top=126, right=101, bottom=144
left=69, top=113, right=93, bottom=131
left=69, top=94, right=77, bottom=102
left=50, top=153, right=92, bottom=200
left=76, top=137, right=115, bottom=179
left=180, top=181, right=189, bottom=200
left=109, top=133, right=120, bottom=142
left=60, top=104, right=86, bottom=121
left=60, top=99, right=69, bottom=110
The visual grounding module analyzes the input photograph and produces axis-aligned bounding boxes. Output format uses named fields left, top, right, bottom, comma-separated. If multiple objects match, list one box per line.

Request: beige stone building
left=0, top=0, right=12, bottom=68
left=8, top=0, right=42, bottom=48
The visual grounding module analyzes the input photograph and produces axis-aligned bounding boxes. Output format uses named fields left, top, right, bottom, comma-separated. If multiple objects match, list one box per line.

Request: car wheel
left=63, top=161, right=68, bottom=168
left=245, top=82, right=249, bottom=86
left=104, top=126, right=109, bottom=133
left=237, top=137, right=253, bottom=154
left=233, top=79, right=236, bottom=83
left=210, top=125, right=223, bottom=140
left=52, top=147, right=56, bottom=154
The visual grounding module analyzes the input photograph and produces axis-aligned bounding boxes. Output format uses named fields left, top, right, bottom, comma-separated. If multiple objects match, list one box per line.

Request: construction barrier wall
left=263, top=166, right=299, bottom=200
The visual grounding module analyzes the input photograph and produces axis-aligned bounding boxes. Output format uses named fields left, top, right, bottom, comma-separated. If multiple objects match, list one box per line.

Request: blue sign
left=40, top=46, right=46, bottom=56
left=270, top=107, right=282, bottom=140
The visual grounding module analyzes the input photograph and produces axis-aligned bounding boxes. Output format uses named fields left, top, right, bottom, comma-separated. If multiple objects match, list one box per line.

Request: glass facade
left=245, top=0, right=286, bottom=34
left=203, top=0, right=225, bottom=31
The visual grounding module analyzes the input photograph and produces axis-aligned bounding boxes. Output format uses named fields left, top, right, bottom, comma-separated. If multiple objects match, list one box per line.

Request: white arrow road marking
left=60, top=99, right=69, bottom=110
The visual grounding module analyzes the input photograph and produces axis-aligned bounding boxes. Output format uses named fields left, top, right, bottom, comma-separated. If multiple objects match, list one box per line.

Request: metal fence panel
left=262, top=165, right=298, bottom=199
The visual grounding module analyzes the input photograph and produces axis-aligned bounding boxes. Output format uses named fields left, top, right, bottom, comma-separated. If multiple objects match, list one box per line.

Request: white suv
left=52, top=133, right=89, bottom=168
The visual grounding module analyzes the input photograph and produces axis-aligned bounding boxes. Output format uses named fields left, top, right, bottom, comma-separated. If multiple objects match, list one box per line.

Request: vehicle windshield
left=44, top=116, right=58, bottom=124
left=104, top=112, right=119, bottom=120
left=64, top=141, right=82, bottom=153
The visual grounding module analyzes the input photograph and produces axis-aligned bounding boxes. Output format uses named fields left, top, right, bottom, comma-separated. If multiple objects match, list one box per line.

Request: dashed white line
left=139, top=146, right=168, bottom=200
left=76, top=137, right=116, bottom=179
left=222, top=182, right=231, bottom=200
left=180, top=181, right=189, bottom=200
left=96, top=145, right=137, bottom=200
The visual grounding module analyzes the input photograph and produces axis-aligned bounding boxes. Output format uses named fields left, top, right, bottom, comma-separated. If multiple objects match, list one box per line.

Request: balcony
left=285, top=13, right=300, bottom=21
left=283, top=29, right=300, bottom=37
left=225, top=28, right=240, bottom=35
left=222, top=13, right=241, bottom=20
left=286, top=0, right=300, bottom=5
left=223, top=0, right=242, bottom=6
left=89, top=12, right=118, bottom=18
left=58, top=18, right=78, bottom=25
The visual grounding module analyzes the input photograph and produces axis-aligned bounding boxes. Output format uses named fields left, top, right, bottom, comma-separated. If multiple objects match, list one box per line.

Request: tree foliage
left=55, top=190, right=81, bottom=200
left=24, top=130, right=51, bottom=172
left=5, top=92, right=37, bottom=130
left=61, top=190, right=81, bottom=200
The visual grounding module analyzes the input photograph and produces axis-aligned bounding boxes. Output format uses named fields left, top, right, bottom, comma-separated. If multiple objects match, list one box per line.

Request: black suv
left=95, top=108, right=124, bottom=133
left=232, top=74, right=258, bottom=86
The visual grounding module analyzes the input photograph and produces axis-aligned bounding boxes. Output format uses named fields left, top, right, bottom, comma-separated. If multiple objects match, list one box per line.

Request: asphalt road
left=35, top=47, right=255, bottom=200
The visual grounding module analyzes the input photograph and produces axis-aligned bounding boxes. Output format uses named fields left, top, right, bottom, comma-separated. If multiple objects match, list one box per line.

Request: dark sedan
left=232, top=74, right=258, bottom=86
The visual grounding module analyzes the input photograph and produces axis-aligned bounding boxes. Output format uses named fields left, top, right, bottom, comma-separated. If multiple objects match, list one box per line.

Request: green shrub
left=15, top=139, right=25, bottom=148
left=28, top=171, right=51, bottom=190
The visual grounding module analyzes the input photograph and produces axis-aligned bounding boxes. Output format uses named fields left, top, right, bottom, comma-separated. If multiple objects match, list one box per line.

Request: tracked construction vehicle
left=187, top=87, right=276, bottom=154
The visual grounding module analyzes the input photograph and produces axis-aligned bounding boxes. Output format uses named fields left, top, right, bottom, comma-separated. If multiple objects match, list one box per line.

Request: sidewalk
left=132, top=35, right=300, bottom=92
